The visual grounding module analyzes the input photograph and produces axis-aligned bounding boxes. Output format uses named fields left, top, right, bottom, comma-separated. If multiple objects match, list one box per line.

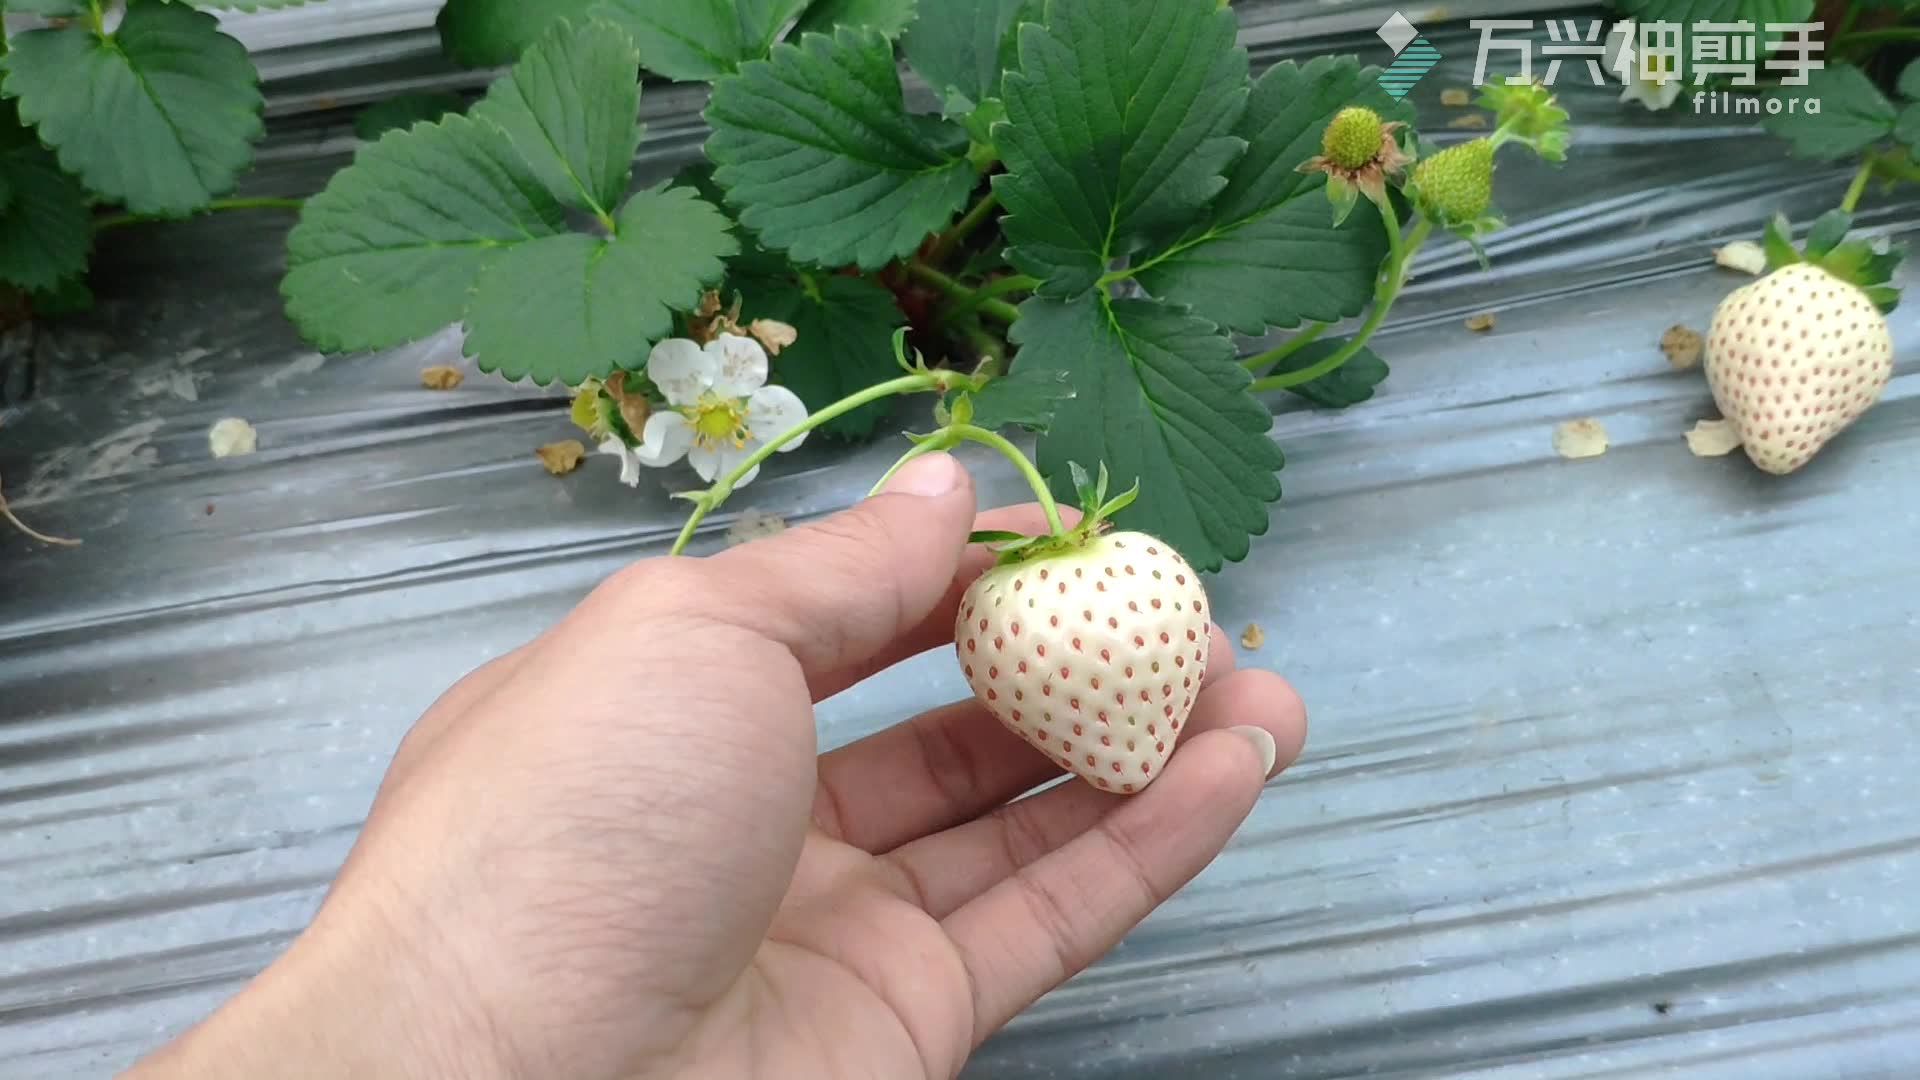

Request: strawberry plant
left=1, top=0, right=1573, bottom=572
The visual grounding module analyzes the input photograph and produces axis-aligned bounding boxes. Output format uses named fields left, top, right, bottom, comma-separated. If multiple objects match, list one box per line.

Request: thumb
left=698, top=451, right=980, bottom=697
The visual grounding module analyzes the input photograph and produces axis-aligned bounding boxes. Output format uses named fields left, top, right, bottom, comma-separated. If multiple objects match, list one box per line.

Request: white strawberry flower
left=632, top=332, right=809, bottom=487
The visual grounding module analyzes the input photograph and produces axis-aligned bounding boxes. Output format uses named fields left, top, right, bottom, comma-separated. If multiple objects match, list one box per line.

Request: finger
left=880, top=669, right=1304, bottom=915
left=942, top=722, right=1279, bottom=1047
left=688, top=452, right=980, bottom=700
left=816, top=501, right=1084, bottom=700
left=814, top=624, right=1240, bottom=851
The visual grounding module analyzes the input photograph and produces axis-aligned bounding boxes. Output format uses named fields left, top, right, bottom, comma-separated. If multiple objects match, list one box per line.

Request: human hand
left=127, top=452, right=1307, bottom=1080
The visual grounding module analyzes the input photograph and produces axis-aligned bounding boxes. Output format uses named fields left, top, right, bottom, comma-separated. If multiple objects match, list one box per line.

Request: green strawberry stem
left=1841, top=158, right=1874, bottom=214
left=1239, top=321, right=1327, bottom=371
left=910, top=262, right=1022, bottom=325
left=668, top=369, right=980, bottom=555
left=94, top=197, right=307, bottom=233
left=866, top=423, right=1068, bottom=535
left=1245, top=216, right=1433, bottom=391
left=924, top=191, right=1002, bottom=267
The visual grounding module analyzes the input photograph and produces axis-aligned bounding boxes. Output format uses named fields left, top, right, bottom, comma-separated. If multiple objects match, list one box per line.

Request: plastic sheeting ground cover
left=4, top=8, right=1920, bottom=1078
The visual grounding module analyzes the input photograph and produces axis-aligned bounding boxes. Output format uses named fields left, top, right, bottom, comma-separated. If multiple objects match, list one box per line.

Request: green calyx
left=1761, top=209, right=1907, bottom=313
left=1322, top=106, right=1384, bottom=171
left=1409, top=138, right=1493, bottom=224
left=967, top=461, right=1140, bottom=567
left=1476, top=79, right=1571, bottom=163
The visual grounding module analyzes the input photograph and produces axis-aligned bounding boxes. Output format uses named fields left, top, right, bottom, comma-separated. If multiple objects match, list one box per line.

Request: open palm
left=124, top=454, right=1306, bottom=1080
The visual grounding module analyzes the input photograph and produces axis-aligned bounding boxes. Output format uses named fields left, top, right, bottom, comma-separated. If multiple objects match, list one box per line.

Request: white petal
left=596, top=439, right=642, bottom=488
left=705, top=333, right=769, bottom=398
left=687, top=442, right=726, bottom=482
left=716, top=442, right=762, bottom=489
left=748, top=385, right=810, bottom=453
left=648, top=339, right=713, bottom=406
left=636, top=411, right=693, bottom=466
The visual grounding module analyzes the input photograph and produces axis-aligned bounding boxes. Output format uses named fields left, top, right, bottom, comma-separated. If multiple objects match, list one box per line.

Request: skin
left=124, top=452, right=1308, bottom=1080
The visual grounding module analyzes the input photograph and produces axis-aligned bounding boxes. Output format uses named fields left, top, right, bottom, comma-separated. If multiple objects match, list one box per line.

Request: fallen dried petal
left=749, top=319, right=798, bottom=355
left=1464, top=312, right=1496, bottom=332
left=1685, top=418, right=1743, bottom=457
left=1240, top=623, right=1265, bottom=650
left=1660, top=324, right=1704, bottom=370
left=726, top=508, right=790, bottom=546
left=208, top=417, right=258, bottom=459
left=1713, top=241, right=1767, bottom=275
left=1554, top=418, right=1609, bottom=460
left=536, top=440, right=587, bottom=475
left=1447, top=113, right=1488, bottom=130
left=1440, top=87, right=1471, bottom=107
left=420, top=365, right=465, bottom=390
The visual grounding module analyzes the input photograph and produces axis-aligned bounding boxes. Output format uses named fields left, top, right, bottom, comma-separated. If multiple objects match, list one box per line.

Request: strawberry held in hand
left=1703, top=211, right=1903, bottom=475
left=956, top=465, right=1209, bottom=793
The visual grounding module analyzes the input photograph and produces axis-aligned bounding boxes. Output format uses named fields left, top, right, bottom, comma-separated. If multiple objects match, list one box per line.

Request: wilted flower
left=1296, top=106, right=1412, bottom=225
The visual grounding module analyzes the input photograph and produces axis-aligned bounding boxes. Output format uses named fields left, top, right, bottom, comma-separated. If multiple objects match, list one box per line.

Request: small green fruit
left=1410, top=138, right=1493, bottom=222
left=1322, top=106, right=1384, bottom=171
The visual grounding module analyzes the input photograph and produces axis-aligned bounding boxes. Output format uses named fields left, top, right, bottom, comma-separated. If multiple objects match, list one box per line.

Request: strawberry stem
left=1245, top=216, right=1432, bottom=391
left=668, top=369, right=975, bottom=555
left=1841, top=157, right=1874, bottom=215
left=865, top=423, right=1067, bottom=536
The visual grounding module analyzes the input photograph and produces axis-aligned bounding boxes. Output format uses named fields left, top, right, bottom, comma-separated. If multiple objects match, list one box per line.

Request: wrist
left=123, top=886, right=517, bottom=1080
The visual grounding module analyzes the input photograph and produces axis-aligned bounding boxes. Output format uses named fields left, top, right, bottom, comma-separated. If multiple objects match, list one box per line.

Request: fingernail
left=1231, top=725, right=1278, bottom=779
left=880, top=452, right=962, bottom=497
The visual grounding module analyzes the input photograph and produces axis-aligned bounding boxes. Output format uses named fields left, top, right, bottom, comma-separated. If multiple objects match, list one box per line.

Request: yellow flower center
left=684, top=392, right=752, bottom=450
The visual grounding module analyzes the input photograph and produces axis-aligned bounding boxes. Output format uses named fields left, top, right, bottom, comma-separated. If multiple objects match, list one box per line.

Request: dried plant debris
left=421, top=365, right=465, bottom=390
left=1240, top=622, right=1265, bottom=649
left=1447, top=113, right=1489, bottom=130
left=1440, top=87, right=1472, bottom=106
left=0, top=470, right=81, bottom=546
left=536, top=440, right=587, bottom=475
left=727, top=508, right=789, bottom=546
left=1554, top=418, right=1609, bottom=459
left=1464, top=312, right=1496, bottom=332
left=207, top=417, right=258, bottom=458
left=1713, top=241, right=1767, bottom=275
left=1660, top=324, right=1704, bottom=370
left=1685, top=418, right=1744, bottom=457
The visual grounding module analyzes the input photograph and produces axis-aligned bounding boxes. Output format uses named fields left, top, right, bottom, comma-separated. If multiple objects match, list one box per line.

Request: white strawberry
left=1702, top=218, right=1900, bottom=475
left=956, top=528, right=1209, bottom=795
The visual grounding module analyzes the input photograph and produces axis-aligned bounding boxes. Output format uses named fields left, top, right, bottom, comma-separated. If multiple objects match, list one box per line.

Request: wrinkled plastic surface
left=6, top=7, right=1920, bottom=1078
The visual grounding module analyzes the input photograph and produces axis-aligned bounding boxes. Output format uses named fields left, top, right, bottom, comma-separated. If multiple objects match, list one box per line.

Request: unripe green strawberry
left=1410, top=138, right=1493, bottom=222
left=1321, top=106, right=1383, bottom=171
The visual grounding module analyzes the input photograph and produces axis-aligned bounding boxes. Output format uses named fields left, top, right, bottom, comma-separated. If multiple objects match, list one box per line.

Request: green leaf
left=1131, top=55, right=1401, bottom=335
left=736, top=273, right=907, bottom=438
left=1897, top=103, right=1920, bottom=155
left=1011, top=293, right=1284, bottom=572
left=1901, top=59, right=1920, bottom=102
left=667, top=161, right=792, bottom=279
left=965, top=367, right=1075, bottom=432
left=1803, top=209, right=1851, bottom=258
left=437, top=0, right=598, bottom=67
left=1612, top=0, right=1814, bottom=66
left=1762, top=63, right=1895, bottom=161
left=1264, top=340, right=1389, bottom=409
left=282, top=112, right=568, bottom=352
left=593, top=0, right=808, bottom=81
left=354, top=92, right=468, bottom=141
left=902, top=0, right=1034, bottom=111
left=285, top=21, right=736, bottom=382
left=705, top=25, right=978, bottom=270
left=0, top=0, right=263, bottom=217
left=0, top=110, right=91, bottom=292
left=993, top=0, right=1249, bottom=299
left=793, top=0, right=919, bottom=38
left=463, top=185, right=737, bottom=385
left=468, top=18, right=641, bottom=217
left=30, top=274, right=96, bottom=318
